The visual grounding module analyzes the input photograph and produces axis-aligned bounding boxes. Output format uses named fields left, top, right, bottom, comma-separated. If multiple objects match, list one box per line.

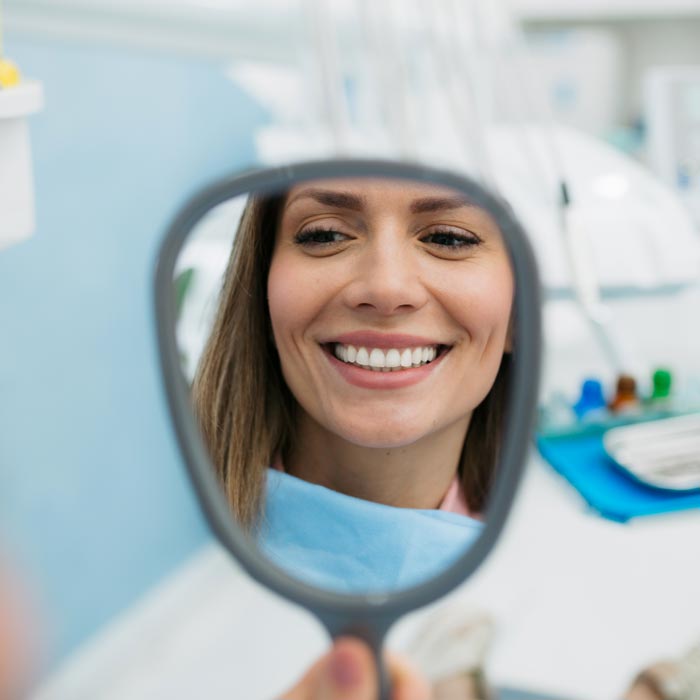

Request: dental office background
left=1, top=0, right=700, bottom=696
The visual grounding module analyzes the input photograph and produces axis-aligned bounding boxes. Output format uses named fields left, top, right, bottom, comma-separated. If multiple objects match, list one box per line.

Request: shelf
left=513, top=0, right=700, bottom=22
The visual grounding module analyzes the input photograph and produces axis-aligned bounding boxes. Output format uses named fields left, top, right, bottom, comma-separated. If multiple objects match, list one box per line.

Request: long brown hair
left=192, top=193, right=512, bottom=528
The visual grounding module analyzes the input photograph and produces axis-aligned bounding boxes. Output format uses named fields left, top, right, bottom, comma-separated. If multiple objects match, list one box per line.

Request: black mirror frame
left=154, top=159, right=541, bottom=696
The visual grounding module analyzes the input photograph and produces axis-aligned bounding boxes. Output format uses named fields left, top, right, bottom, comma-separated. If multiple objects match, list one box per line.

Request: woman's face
left=267, top=177, right=514, bottom=449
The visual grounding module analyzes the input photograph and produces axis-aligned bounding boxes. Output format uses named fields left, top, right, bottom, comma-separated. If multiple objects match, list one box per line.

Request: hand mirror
left=154, top=159, right=541, bottom=698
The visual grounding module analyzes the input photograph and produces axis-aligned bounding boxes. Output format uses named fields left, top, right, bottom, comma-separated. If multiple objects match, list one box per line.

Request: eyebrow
left=286, top=188, right=366, bottom=211
left=409, top=196, right=475, bottom=214
left=285, top=188, right=476, bottom=214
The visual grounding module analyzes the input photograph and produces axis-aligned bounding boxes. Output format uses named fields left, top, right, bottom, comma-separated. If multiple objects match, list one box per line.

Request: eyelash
left=293, top=227, right=482, bottom=250
left=420, top=228, right=482, bottom=249
left=293, top=227, right=351, bottom=246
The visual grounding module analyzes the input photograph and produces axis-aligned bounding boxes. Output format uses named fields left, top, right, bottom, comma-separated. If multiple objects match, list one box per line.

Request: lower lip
left=323, top=347, right=449, bottom=389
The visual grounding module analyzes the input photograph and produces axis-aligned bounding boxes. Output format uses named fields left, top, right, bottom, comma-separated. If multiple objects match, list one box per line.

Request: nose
left=342, top=235, right=429, bottom=316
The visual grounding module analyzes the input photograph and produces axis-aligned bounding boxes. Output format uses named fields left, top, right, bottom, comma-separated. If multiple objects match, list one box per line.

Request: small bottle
left=0, top=59, right=21, bottom=89
left=609, top=374, right=639, bottom=413
left=573, top=378, right=607, bottom=420
left=650, top=368, right=673, bottom=403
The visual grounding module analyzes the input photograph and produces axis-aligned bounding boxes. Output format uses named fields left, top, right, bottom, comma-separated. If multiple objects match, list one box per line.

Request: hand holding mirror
left=155, top=159, right=541, bottom=698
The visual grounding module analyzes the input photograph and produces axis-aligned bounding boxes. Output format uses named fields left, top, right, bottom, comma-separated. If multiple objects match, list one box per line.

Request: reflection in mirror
left=174, top=177, right=515, bottom=594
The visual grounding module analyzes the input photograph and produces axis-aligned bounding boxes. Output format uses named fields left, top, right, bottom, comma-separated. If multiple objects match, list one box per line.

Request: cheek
left=267, top=254, right=329, bottom=347
left=267, top=257, right=290, bottom=334
left=267, top=256, right=304, bottom=343
left=448, top=263, right=514, bottom=343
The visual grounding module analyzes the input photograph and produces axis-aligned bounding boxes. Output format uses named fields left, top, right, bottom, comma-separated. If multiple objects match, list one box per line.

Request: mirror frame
left=154, top=158, right=541, bottom=660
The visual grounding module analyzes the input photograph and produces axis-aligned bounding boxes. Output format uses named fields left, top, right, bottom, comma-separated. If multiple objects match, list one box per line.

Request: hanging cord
left=485, top=0, right=627, bottom=372
left=358, top=0, right=417, bottom=158
left=419, top=0, right=492, bottom=181
left=357, top=0, right=386, bottom=133
left=448, top=0, right=498, bottom=189
left=384, top=0, right=419, bottom=158
left=358, top=0, right=394, bottom=148
left=514, top=35, right=627, bottom=371
left=302, top=0, right=350, bottom=153
left=508, top=10, right=571, bottom=199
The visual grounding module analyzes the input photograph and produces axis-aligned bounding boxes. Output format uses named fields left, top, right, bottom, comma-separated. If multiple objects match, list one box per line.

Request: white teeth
left=385, top=349, right=401, bottom=368
left=331, top=343, right=443, bottom=371
left=356, top=347, right=369, bottom=366
left=369, top=349, right=385, bottom=369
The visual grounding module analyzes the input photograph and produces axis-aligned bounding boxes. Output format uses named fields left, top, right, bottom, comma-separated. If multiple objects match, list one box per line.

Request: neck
left=285, top=413, right=471, bottom=509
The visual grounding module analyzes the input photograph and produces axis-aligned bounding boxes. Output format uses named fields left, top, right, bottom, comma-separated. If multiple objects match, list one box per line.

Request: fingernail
left=328, top=646, right=362, bottom=689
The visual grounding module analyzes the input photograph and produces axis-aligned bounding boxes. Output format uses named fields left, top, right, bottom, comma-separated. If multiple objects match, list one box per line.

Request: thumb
left=283, top=637, right=378, bottom=700
left=318, top=638, right=378, bottom=699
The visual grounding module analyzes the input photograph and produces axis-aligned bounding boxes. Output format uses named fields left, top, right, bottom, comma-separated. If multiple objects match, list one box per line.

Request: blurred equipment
left=0, top=0, right=43, bottom=251
left=522, top=28, right=624, bottom=139
left=403, top=600, right=494, bottom=699
left=645, top=66, right=700, bottom=225
left=604, top=413, right=700, bottom=492
left=626, top=640, right=700, bottom=700
left=609, top=374, right=640, bottom=414
left=573, top=378, right=607, bottom=420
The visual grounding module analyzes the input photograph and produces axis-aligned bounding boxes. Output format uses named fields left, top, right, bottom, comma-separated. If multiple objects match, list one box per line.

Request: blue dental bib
left=257, top=469, right=483, bottom=593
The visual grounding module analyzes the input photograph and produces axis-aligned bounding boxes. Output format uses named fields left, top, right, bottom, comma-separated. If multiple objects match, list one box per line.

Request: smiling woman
left=185, top=175, right=514, bottom=592
left=268, top=179, right=513, bottom=510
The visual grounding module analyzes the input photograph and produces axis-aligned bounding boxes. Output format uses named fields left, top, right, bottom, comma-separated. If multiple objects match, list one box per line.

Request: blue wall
left=0, top=35, right=269, bottom=670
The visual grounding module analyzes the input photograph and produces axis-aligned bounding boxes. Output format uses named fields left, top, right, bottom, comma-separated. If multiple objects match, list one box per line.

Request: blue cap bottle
left=573, top=378, right=607, bottom=419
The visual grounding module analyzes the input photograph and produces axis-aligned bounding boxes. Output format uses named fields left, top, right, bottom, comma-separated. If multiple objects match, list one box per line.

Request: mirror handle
left=320, top=613, right=393, bottom=700
left=376, top=650, right=391, bottom=700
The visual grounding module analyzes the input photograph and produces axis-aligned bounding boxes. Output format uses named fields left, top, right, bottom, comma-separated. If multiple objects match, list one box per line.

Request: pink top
left=271, top=456, right=471, bottom=517
left=438, top=474, right=470, bottom=516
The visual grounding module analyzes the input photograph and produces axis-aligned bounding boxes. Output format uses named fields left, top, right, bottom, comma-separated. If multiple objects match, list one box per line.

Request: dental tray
left=603, top=413, right=700, bottom=492
left=536, top=413, right=700, bottom=522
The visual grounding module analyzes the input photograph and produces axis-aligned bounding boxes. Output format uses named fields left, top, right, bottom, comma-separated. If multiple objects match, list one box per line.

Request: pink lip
left=322, top=331, right=446, bottom=349
left=322, top=345, right=450, bottom=390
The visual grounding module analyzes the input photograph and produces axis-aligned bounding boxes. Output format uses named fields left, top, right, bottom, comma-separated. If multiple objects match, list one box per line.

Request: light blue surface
left=259, top=470, right=483, bottom=593
left=537, top=430, right=700, bottom=522
left=0, top=35, right=269, bottom=668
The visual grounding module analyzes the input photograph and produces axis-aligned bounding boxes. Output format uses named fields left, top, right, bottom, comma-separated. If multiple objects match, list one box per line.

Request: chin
left=334, top=419, right=433, bottom=451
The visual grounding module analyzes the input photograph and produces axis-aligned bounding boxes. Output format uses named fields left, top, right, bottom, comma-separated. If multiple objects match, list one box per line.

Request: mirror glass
left=172, top=175, right=517, bottom=594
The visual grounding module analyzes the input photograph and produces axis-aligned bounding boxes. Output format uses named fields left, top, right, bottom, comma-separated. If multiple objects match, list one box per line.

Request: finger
left=387, top=651, right=433, bottom=700
left=282, top=652, right=328, bottom=700
left=0, top=562, right=36, bottom=700
left=282, top=637, right=378, bottom=700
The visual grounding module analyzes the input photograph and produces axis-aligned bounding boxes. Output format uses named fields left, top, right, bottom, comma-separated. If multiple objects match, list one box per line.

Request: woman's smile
left=330, top=343, right=445, bottom=370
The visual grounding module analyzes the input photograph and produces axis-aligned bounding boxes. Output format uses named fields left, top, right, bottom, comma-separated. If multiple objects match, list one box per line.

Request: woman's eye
left=421, top=229, right=482, bottom=250
left=294, top=228, right=351, bottom=246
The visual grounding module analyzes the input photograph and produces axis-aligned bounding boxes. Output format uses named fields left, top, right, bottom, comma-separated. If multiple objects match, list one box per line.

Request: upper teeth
left=333, top=344, right=438, bottom=371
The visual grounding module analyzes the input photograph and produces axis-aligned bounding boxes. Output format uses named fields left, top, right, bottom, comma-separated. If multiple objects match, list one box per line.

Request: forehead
left=283, top=177, right=479, bottom=212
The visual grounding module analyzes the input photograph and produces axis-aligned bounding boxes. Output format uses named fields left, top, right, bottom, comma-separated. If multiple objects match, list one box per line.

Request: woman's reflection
left=191, top=177, right=514, bottom=592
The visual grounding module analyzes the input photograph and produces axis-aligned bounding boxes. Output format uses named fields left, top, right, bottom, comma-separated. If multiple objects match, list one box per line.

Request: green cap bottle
left=651, top=368, right=672, bottom=400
